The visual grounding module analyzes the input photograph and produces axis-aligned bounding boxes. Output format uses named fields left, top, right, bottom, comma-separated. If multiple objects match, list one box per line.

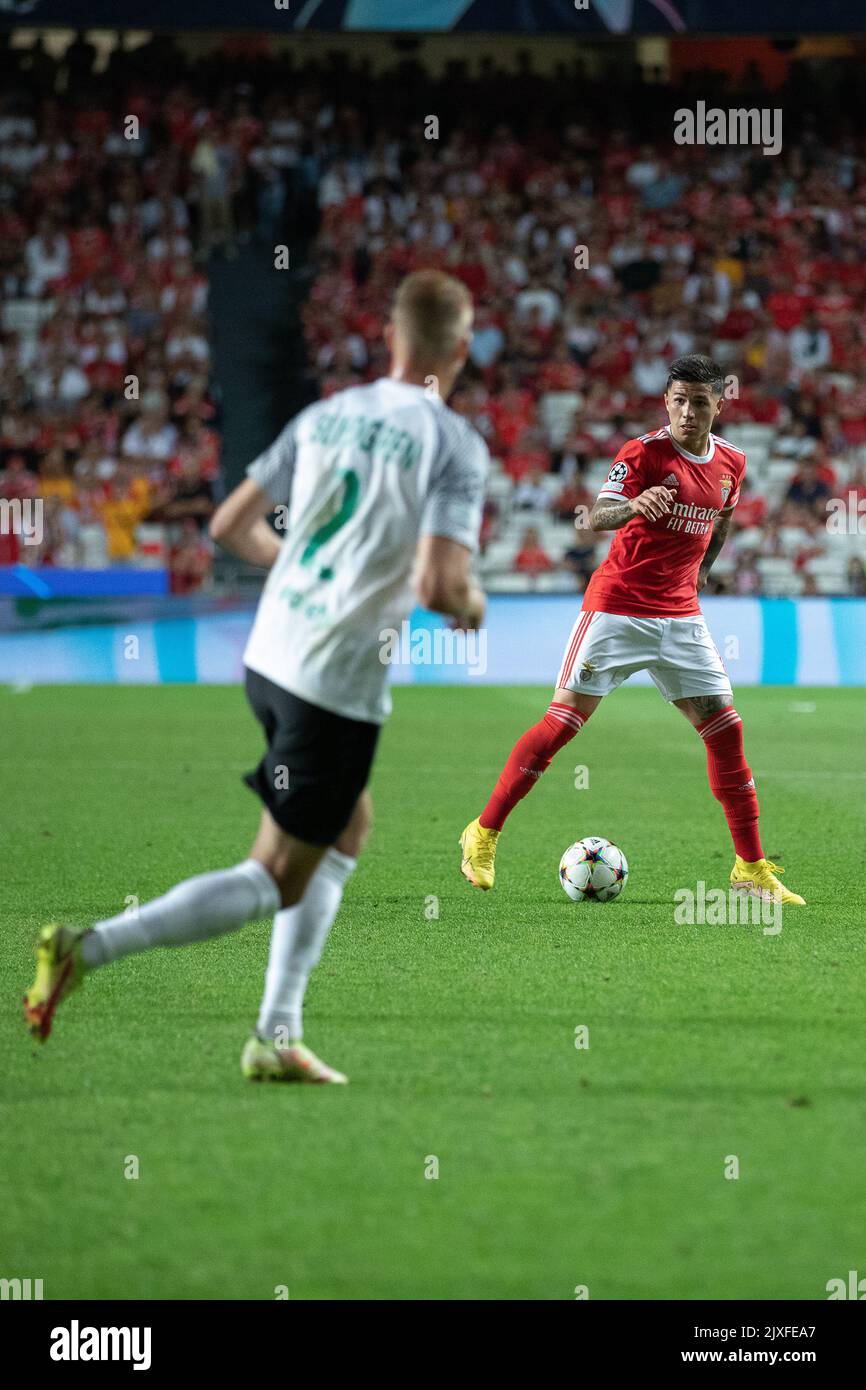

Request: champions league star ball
left=559, top=836, right=628, bottom=903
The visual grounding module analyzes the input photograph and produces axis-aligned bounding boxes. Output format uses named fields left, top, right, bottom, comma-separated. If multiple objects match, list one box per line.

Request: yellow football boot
left=23, top=923, right=87, bottom=1042
left=730, top=857, right=805, bottom=906
left=459, top=816, right=500, bottom=891
left=241, top=1036, right=348, bottom=1084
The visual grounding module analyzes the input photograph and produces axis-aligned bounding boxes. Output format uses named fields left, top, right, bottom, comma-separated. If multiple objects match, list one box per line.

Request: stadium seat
left=777, top=527, right=813, bottom=556
left=764, top=459, right=799, bottom=506
left=488, top=572, right=532, bottom=592
left=802, top=555, right=848, bottom=585
left=539, top=392, right=582, bottom=446
left=756, top=556, right=798, bottom=594
left=725, top=424, right=778, bottom=449
left=534, top=571, right=572, bottom=593
left=480, top=541, right=517, bottom=573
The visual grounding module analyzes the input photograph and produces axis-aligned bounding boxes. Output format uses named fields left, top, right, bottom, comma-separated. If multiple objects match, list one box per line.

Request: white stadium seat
left=777, top=527, right=813, bottom=556
left=539, top=391, right=582, bottom=447
left=763, top=459, right=798, bottom=506
left=756, top=556, right=798, bottom=594
left=488, top=572, right=532, bottom=593
left=802, top=555, right=848, bottom=585
left=479, top=541, right=515, bottom=573
left=534, top=571, right=573, bottom=593
left=724, top=424, right=778, bottom=449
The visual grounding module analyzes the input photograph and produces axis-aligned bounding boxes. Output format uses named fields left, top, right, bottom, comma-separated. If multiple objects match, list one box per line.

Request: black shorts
left=243, top=668, right=380, bottom=846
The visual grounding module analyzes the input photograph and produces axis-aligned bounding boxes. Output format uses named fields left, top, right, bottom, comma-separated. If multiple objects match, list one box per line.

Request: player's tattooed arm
left=588, top=499, right=635, bottom=531
left=589, top=486, right=676, bottom=531
left=698, top=511, right=733, bottom=589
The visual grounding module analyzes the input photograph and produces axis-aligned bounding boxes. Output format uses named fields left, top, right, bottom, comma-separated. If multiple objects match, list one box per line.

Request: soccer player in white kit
left=25, top=271, right=489, bottom=1082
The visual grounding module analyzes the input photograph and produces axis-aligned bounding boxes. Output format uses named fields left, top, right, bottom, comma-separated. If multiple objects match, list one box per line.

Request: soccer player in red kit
left=460, top=354, right=805, bottom=905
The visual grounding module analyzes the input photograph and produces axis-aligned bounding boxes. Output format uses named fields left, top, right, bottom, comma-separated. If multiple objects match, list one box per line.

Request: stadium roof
left=3, top=0, right=864, bottom=35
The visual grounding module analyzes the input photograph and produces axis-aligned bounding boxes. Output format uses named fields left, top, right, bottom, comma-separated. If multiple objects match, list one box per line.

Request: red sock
left=697, top=708, right=763, bottom=861
left=479, top=702, right=587, bottom=832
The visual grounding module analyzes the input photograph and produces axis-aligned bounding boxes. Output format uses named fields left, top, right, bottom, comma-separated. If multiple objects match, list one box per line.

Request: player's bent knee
left=674, top=695, right=733, bottom=728
left=249, top=834, right=328, bottom=910
left=270, top=858, right=325, bottom=909
left=553, top=687, right=601, bottom=719
left=336, top=790, right=372, bottom=858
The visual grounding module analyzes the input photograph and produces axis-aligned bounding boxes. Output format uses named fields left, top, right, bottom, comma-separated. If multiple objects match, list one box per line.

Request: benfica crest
left=720, top=475, right=734, bottom=506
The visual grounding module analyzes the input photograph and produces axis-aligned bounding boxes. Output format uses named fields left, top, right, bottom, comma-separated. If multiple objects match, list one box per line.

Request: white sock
left=256, top=847, right=356, bottom=1044
left=82, top=859, right=281, bottom=968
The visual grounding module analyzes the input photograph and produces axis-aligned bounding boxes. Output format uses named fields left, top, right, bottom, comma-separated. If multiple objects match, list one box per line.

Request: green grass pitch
left=1, top=682, right=863, bottom=1300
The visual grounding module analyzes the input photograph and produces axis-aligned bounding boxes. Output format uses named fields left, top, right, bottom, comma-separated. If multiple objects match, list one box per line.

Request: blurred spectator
left=789, top=311, right=832, bottom=381
left=169, top=415, right=220, bottom=482
left=469, top=304, right=505, bottom=370
left=784, top=461, right=832, bottom=520
left=25, top=215, right=69, bottom=295
left=513, top=470, right=550, bottom=511
left=1, top=454, right=38, bottom=499
left=552, top=477, right=592, bottom=524
left=149, top=451, right=215, bottom=528
left=734, top=552, right=762, bottom=595
left=169, top=517, right=212, bottom=594
left=847, top=556, right=866, bottom=596
left=504, top=427, right=549, bottom=483
left=38, top=446, right=76, bottom=504
left=563, top=513, right=597, bottom=591
left=776, top=420, right=817, bottom=460
left=191, top=121, right=238, bottom=261
left=732, top=475, right=767, bottom=530
left=35, top=495, right=77, bottom=566
left=514, top=527, right=554, bottom=577
left=100, top=463, right=153, bottom=562
left=121, top=392, right=178, bottom=470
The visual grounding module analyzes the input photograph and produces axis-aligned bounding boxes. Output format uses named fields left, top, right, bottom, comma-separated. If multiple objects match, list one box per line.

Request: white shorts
left=555, top=610, right=733, bottom=702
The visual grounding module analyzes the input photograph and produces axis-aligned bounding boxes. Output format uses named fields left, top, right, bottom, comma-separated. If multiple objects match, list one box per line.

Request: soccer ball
left=559, top=836, right=628, bottom=903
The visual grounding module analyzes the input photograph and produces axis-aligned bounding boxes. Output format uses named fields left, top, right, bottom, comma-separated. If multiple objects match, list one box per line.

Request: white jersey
left=243, top=377, right=489, bottom=724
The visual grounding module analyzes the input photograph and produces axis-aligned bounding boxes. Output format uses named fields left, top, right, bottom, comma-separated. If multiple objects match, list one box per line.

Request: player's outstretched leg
left=23, top=826, right=323, bottom=1043
left=676, top=697, right=805, bottom=905
left=460, top=691, right=598, bottom=890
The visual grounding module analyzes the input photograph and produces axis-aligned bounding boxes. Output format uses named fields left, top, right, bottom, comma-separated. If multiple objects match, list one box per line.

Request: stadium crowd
left=303, top=71, right=866, bottom=596
left=2, top=35, right=866, bottom=595
left=0, top=37, right=231, bottom=592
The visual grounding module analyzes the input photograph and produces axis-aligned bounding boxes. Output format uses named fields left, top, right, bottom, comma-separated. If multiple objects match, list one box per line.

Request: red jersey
left=583, top=426, right=746, bottom=619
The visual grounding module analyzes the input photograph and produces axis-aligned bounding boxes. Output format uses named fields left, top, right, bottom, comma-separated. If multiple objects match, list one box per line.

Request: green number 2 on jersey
left=300, top=468, right=359, bottom=580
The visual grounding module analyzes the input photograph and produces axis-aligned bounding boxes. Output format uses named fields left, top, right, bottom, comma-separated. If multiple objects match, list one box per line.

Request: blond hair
left=391, top=270, right=473, bottom=362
